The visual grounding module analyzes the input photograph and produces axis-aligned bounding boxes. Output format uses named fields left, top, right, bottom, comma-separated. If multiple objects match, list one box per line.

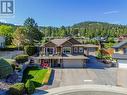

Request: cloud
left=103, top=11, right=119, bottom=15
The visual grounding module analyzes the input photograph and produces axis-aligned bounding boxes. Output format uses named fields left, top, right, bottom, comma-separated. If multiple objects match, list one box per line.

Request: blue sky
left=0, top=0, right=127, bottom=27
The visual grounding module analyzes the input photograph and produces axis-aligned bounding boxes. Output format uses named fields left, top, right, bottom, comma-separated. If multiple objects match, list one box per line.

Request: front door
left=51, top=59, right=61, bottom=68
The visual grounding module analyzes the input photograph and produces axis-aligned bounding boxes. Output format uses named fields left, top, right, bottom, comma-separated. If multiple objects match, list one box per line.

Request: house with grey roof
left=112, top=40, right=127, bottom=68
left=34, top=38, right=99, bottom=68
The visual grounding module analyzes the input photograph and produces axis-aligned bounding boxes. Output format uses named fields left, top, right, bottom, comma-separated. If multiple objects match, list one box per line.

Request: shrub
left=15, top=54, right=29, bottom=64
left=25, top=80, right=35, bottom=94
left=11, top=63, right=16, bottom=71
left=0, top=58, right=13, bottom=79
left=9, top=83, right=25, bottom=95
left=24, top=45, right=36, bottom=56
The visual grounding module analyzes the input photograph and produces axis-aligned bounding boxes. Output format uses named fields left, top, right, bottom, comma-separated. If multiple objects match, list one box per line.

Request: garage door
left=118, top=60, right=127, bottom=68
left=63, top=59, right=84, bottom=68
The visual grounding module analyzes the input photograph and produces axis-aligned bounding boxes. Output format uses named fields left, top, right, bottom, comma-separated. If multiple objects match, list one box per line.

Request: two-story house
left=112, top=40, right=127, bottom=68
left=34, top=38, right=98, bottom=68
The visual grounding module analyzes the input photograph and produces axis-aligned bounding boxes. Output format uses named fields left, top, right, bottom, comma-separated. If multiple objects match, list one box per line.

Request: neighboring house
left=0, top=36, right=5, bottom=48
left=117, top=35, right=127, bottom=42
left=112, top=40, right=127, bottom=68
left=34, top=38, right=98, bottom=68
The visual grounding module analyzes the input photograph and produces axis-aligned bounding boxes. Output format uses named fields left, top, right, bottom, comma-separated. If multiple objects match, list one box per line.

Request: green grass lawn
left=22, top=66, right=48, bottom=87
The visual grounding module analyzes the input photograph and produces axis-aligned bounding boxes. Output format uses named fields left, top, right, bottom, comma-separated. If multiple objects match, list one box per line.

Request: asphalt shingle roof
left=51, top=38, right=69, bottom=46
left=112, top=40, right=127, bottom=49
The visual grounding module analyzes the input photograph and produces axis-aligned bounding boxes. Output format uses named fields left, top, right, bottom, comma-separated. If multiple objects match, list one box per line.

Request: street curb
left=34, top=85, right=127, bottom=95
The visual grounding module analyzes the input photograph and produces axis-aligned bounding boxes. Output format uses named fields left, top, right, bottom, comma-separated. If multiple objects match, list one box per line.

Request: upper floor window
left=79, top=47, right=83, bottom=53
left=46, top=48, right=54, bottom=55
left=63, top=47, right=71, bottom=54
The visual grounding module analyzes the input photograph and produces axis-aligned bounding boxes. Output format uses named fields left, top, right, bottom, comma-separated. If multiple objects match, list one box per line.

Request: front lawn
left=22, top=66, right=51, bottom=87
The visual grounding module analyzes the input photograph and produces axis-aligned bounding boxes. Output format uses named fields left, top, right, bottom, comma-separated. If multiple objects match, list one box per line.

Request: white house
left=0, top=36, right=5, bottom=48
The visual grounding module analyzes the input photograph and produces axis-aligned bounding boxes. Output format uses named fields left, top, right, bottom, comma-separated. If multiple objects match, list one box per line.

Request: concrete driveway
left=46, top=56, right=117, bottom=89
left=46, top=68, right=117, bottom=89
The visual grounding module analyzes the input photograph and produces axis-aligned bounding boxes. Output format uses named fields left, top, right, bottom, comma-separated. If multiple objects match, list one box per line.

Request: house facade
left=0, top=36, right=5, bottom=48
left=34, top=38, right=98, bottom=68
left=112, top=40, right=127, bottom=68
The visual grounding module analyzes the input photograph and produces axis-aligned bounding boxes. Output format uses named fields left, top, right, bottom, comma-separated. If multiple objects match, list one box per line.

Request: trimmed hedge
left=15, top=54, right=29, bottom=64
left=25, top=80, right=35, bottom=94
left=24, top=45, right=36, bottom=56
left=0, top=45, right=24, bottom=51
left=9, top=83, right=25, bottom=95
left=0, top=58, right=13, bottom=79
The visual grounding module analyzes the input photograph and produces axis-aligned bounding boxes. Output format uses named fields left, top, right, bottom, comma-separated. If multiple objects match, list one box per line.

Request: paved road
left=60, top=91, right=126, bottom=95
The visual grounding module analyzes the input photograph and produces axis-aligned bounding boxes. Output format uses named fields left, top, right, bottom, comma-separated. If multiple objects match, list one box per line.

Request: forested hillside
left=0, top=20, right=127, bottom=46
left=40, top=21, right=127, bottom=38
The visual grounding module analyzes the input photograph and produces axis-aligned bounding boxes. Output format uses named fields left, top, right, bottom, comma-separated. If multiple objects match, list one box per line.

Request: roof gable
left=44, top=41, right=56, bottom=47
left=50, top=38, right=68, bottom=46
left=68, top=38, right=81, bottom=44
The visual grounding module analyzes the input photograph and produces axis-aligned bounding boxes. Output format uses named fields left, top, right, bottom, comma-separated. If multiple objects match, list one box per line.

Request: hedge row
left=15, top=54, right=29, bottom=64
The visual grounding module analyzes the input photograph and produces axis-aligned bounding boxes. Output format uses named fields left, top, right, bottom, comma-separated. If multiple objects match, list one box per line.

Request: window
left=63, top=47, right=71, bottom=54
left=46, top=48, right=54, bottom=55
left=74, top=47, right=78, bottom=53
left=123, top=48, right=127, bottom=54
left=115, top=48, right=119, bottom=52
left=79, top=47, right=83, bottom=53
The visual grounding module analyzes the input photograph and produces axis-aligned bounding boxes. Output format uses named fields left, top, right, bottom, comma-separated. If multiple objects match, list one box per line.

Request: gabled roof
left=51, top=38, right=69, bottom=46
left=43, top=37, right=81, bottom=47
left=112, top=40, right=127, bottom=49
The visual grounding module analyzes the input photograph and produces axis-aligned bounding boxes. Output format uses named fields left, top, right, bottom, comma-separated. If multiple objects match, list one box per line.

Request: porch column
left=49, top=59, right=51, bottom=67
left=87, top=48, right=89, bottom=56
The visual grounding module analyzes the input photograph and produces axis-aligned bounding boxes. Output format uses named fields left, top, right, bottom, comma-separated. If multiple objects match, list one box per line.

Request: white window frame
left=79, top=47, right=83, bottom=53
left=63, top=47, right=71, bottom=54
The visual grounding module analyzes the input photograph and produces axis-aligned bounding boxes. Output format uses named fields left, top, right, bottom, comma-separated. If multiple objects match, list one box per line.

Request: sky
left=0, top=0, right=127, bottom=27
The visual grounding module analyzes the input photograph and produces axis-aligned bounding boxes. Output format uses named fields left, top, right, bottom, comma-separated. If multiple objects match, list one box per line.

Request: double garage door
left=63, top=59, right=84, bottom=68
